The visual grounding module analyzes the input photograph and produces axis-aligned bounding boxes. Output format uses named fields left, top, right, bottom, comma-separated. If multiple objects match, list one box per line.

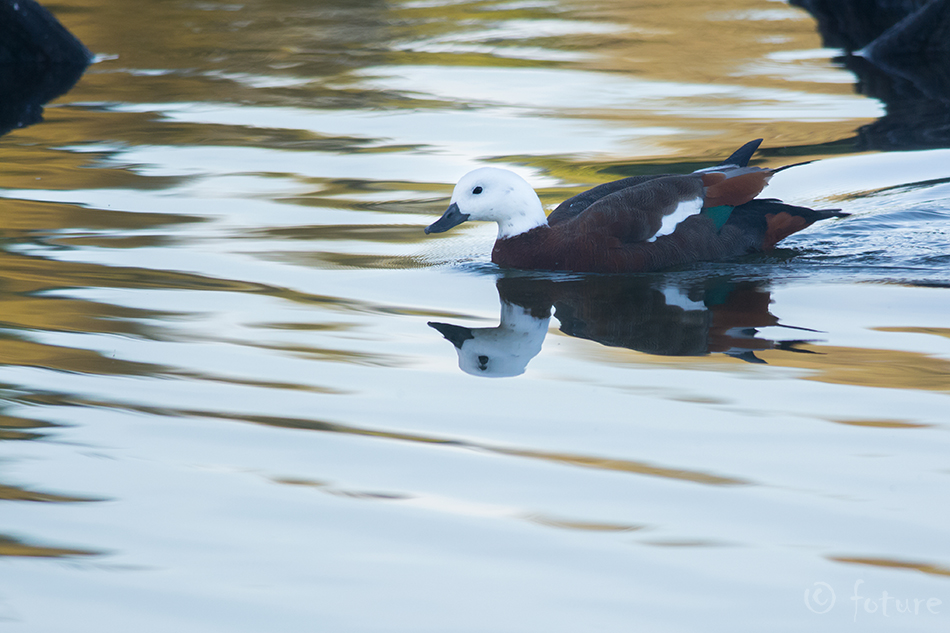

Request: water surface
left=1, top=1, right=949, bottom=631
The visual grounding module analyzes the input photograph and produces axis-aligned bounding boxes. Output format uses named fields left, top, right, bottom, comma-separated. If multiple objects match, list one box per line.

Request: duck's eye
left=472, top=186, right=483, bottom=195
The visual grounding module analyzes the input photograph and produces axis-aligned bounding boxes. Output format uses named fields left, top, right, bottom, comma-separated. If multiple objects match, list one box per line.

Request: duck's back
left=547, top=174, right=672, bottom=225
left=548, top=138, right=767, bottom=226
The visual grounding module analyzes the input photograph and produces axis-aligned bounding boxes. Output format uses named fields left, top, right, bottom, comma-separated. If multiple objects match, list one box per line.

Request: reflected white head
left=425, top=167, right=548, bottom=239
left=429, top=301, right=550, bottom=377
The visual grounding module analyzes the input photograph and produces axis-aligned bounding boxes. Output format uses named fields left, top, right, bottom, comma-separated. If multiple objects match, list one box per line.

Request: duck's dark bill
left=425, top=202, right=470, bottom=234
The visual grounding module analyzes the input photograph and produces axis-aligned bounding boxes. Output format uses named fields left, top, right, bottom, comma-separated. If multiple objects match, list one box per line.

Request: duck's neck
left=492, top=225, right=555, bottom=270
left=495, top=194, right=548, bottom=239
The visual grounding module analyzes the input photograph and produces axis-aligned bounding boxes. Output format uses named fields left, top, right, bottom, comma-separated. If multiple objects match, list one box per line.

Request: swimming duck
left=424, top=140, right=847, bottom=273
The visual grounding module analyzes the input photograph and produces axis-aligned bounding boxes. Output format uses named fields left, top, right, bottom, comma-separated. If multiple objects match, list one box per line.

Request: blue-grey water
left=1, top=1, right=949, bottom=631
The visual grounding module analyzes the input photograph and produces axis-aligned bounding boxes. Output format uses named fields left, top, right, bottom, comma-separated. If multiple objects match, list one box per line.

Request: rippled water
left=2, top=1, right=949, bottom=631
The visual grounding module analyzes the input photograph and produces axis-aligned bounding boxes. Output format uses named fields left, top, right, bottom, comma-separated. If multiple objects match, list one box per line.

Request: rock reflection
left=430, top=274, right=818, bottom=377
left=792, top=0, right=950, bottom=151
left=0, top=0, right=91, bottom=135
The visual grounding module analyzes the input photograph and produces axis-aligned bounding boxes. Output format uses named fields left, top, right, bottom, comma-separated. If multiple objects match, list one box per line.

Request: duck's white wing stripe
left=648, top=197, right=702, bottom=242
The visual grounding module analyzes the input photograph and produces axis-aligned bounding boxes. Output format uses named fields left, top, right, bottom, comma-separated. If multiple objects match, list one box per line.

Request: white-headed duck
left=425, top=140, right=847, bottom=273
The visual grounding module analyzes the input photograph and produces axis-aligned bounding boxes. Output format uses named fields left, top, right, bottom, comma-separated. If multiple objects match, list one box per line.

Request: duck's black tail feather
left=720, top=140, right=816, bottom=173
left=719, top=139, right=763, bottom=168
left=733, top=198, right=848, bottom=223
left=728, top=198, right=848, bottom=249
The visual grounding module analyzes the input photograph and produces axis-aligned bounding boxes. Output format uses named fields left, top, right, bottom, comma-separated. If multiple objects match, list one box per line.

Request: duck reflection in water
left=429, top=275, right=818, bottom=377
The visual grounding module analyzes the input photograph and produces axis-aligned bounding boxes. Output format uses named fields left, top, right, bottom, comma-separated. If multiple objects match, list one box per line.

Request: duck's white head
left=425, top=167, right=548, bottom=239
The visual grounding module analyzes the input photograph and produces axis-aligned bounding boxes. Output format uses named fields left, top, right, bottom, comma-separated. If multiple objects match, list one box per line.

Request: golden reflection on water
left=0, top=1, right=948, bottom=627
left=0, top=414, right=55, bottom=441
left=830, top=556, right=950, bottom=578
left=876, top=326, right=950, bottom=340
left=0, top=534, right=99, bottom=559
left=496, top=447, right=748, bottom=486
left=523, top=515, right=644, bottom=533
left=761, top=344, right=950, bottom=392
left=0, top=198, right=201, bottom=236
left=828, top=418, right=932, bottom=429
left=585, top=338, right=950, bottom=394
left=0, top=483, right=98, bottom=504
left=42, top=0, right=872, bottom=165
left=134, top=408, right=751, bottom=487
left=274, top=475, right=646, bottom=533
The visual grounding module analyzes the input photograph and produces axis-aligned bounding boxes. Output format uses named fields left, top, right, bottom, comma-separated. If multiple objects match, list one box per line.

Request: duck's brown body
left=492, top=207, right=828, bottom=273
left=493, top=172, right=842, bottom=273
left=491, top=215, right=753, bottom=273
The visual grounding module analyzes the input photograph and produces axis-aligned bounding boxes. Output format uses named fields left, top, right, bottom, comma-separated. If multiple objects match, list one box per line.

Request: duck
left=424, top=139, right=847, bottom=273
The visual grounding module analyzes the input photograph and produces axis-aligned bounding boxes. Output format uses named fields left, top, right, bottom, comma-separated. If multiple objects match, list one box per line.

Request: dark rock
left=0, top=0, right=92, bottom=135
